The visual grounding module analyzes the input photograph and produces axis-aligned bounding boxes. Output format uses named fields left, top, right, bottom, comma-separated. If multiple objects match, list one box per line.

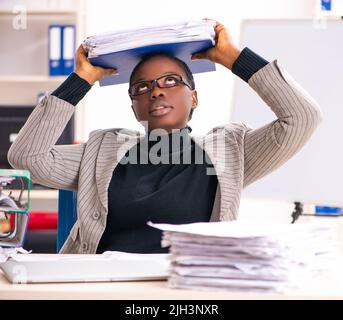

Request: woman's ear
left=192, top=90, right=198, bottom=110
left=188, top=90, right=198, bottom=121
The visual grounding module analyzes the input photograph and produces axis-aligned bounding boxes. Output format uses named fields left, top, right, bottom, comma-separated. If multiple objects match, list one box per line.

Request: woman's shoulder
left=205, top=122, right=251, bottom=138
left=190, top=123, right=251, bottom=148
left=88, top=127, right=142, bottom=139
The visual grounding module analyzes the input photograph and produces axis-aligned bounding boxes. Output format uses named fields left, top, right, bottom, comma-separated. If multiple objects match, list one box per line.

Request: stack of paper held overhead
left=148, top=221, right=340, bottom=293
left=83, top=20, right=216, bottom=86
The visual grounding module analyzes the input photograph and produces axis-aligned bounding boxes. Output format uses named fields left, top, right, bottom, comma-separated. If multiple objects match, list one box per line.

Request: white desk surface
left=1, top=254, right=343, bottom=300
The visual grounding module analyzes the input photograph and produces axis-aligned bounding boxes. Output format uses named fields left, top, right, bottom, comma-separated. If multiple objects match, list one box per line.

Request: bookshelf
left=0, top=0, right=86, bottom=142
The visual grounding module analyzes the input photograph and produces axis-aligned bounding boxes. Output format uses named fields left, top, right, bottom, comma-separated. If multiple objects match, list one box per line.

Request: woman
left=8, top=20, right=322, bottom=254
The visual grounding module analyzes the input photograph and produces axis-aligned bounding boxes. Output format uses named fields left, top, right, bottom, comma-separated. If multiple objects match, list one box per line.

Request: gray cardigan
left=8, top=60, right=322, bottom=254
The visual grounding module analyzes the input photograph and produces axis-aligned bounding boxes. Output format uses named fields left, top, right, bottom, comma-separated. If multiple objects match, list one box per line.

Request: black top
left=51, top=47, right=269, bottom=253
left=97, top=126, right=218, bottom=253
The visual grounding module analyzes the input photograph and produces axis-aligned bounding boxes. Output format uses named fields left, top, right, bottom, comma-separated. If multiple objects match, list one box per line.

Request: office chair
left=57, top=189, right=77, bottom=252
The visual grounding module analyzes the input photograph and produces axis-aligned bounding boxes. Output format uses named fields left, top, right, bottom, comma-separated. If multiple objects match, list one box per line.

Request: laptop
left=0, top=252, right=170, bottom=284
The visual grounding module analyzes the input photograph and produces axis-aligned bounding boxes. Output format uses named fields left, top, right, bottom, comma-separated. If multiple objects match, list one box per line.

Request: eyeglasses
left=128, top=74, right=192, bottom=97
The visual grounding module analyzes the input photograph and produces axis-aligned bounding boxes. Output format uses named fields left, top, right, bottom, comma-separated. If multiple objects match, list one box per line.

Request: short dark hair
left=129, top=52, right=195, bottom=90
left=129, top=53, right=196, bottom=120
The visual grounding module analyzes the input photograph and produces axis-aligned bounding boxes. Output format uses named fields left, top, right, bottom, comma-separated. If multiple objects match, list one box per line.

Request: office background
left=0, top=0, right=341, bottom=252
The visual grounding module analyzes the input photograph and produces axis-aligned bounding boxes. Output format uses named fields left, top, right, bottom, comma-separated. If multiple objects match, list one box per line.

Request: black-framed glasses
left=128, top=74, right=192, bottom=97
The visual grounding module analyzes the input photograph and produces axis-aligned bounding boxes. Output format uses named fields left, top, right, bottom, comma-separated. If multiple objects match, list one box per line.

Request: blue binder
left=48, top=25, right=63, bottom=76
left=57, top=190, right=77, bottom=252
left=89, top=39, right=216, bottom=86
left=321, top=0, right=331, bottom=11
left=62, top=25, right=76, bottom=75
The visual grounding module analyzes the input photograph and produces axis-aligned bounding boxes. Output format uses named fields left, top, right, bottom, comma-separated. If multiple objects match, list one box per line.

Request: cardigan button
left=92, top=212, right=100, bottom=220
left=81, top=242, right=88, bottom=251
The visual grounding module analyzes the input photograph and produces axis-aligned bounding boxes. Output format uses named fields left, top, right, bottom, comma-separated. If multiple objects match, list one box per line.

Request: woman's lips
left=149, top=106, right=173, bottom=117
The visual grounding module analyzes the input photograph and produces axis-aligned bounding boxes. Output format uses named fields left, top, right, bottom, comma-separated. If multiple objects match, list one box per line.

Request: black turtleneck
left=96, top=126, right=218, bottom=253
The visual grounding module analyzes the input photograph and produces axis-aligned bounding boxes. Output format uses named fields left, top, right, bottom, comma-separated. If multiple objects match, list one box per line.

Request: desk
left=1, top=254, right=343, bottom=300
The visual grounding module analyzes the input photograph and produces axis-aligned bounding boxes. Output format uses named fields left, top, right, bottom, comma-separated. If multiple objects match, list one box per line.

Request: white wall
left=81, top=0, right=321, bottom=223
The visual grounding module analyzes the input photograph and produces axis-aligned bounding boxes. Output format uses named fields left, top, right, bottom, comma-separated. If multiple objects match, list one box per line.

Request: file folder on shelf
left=62, top=25, right=76, bottom=75
left=49, top=24, right=76, bottom=76
left=49, top=25, right=62, bottom=76
left=84, top=20, right=216, bottom=86
left=0, top=169, right=30, bottom=248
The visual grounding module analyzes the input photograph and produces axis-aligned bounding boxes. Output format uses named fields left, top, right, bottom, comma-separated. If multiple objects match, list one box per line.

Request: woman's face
left=130, top=56, right=198, bottom=133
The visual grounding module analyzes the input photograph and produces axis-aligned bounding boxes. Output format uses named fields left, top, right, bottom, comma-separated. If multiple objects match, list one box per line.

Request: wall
left=81, top=0, right=321, bottom=223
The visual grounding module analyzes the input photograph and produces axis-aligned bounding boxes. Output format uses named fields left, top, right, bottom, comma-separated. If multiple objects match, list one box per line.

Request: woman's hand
left=191, top=19, right=241, bottom=70
left=74, top=45, right=118, bottom=85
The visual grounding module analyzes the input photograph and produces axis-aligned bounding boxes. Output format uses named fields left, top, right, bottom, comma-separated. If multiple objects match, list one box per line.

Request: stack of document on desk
left=148, top=221, right=340, bottom=293
left=83, top=20, right=216, bottom=86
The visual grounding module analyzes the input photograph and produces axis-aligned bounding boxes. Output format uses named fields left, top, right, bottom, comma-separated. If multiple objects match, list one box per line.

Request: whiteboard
left=231, top=19, right=343, bottom=206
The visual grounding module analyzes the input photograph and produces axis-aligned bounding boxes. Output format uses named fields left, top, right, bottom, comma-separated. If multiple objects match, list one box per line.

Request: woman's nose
left=150, top=81, right=165, bottom=99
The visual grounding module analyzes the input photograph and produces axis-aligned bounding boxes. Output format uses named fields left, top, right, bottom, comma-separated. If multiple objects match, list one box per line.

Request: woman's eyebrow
left=135, top=71, right=178, bottom=83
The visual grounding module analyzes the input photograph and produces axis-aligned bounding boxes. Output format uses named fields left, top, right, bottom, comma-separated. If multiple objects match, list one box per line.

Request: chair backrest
left=57, top=189, right=77, bottom=252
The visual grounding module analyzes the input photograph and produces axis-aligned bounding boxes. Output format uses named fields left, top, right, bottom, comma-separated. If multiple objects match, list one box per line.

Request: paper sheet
left=148, top=220, right=341, bottom=293
left=0, top=247, right=31, bottom=263
left=83, top=20, right=215, bottom=57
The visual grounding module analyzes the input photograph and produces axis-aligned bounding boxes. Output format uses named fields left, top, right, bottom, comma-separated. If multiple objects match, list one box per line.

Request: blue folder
left=48, top=25, right=63, bottom=76
left=62, top=25, right=76, bottom=75
left=88, top=39, right=216, bottom=86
